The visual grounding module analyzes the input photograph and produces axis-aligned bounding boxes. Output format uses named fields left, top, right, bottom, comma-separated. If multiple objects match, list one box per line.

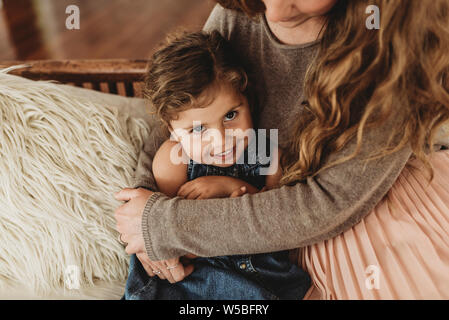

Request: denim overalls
left=122, top=137, right=311, bottom=300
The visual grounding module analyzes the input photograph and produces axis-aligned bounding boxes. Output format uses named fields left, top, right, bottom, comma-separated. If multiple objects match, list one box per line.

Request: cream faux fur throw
left=0, top=71, right=150, bottom=295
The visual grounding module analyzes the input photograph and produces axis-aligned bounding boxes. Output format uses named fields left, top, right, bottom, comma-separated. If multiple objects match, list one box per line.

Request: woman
left=114, top=0, right=449, bottom=299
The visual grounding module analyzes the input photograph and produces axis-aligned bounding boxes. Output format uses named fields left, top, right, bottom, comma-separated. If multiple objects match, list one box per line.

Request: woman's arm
left=265, top=147, right=282, bottom=190
left=141, top=112, right=413, bottom=261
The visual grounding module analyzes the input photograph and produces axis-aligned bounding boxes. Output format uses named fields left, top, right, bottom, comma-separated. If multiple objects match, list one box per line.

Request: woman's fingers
left=138, top=258, right=154, bottom=277
left=156, top=262, right=174, bottom=282
left=155, top=259, right=180, bottom=283
left=147, top=259, right=167, bottom=280
left=167, top=262, right=188, bottom=282
left=151, top=265, right=167, bottom=280
left=159, top=258, right=193, bottom=283
left=137, top=252, right=158, bottom=278
left=136, top=253, right=193, bottom=283
left=183, top=264, right=195, bottom=279
left=167, top=259, right=195, bottom=282
left=137, top=252, right=166, bottom=279
left=114, top=188, right=139, bottom=202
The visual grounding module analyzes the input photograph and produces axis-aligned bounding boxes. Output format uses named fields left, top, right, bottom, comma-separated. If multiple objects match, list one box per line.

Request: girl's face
left=262, top=0, right=337, bottom=27
left=169, top=85, right=253, bottom=167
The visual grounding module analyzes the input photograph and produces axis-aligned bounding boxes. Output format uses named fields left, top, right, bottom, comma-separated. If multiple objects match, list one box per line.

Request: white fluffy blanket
left=0, top=71, right=150, bottom=296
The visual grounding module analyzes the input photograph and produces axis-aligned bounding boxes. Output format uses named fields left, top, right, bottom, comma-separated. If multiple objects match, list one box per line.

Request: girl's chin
left=204, top=156, right=237, bottom=167
left=191, top=147, right=245, bottom=166
left=210, top=161, right=236, bottom=167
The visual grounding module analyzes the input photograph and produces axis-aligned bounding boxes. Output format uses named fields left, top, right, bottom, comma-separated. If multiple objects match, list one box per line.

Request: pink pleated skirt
left=301, top=150, right=449, bottom=300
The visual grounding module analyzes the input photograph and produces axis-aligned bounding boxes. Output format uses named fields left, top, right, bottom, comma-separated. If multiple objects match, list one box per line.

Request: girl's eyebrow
left=219, top=103, right=243, bottom=118
left=224, top=103, right=243, bottom=113
left=182, top=103, right=244, bottom=131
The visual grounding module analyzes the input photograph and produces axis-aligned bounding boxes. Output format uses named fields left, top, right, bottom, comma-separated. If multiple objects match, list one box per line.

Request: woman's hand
left=114, top=188, right=153, bottom=255
left=136, top=253, right=195, bottom=283
left=114, top=187, right=196, bottom=283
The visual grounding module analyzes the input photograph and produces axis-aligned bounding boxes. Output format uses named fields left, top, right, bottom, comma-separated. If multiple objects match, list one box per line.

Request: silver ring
left=153, top=270, right=161, bottom=275
left=166, top=263, right=179, bottom=270
left=118, top=233, right=127, bottom=246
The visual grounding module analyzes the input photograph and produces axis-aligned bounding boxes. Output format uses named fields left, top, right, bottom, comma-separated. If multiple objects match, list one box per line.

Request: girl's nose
left=264, top=0, right=298, bottom=23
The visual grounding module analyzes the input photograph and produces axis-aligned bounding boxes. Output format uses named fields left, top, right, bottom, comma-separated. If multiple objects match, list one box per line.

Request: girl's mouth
left=214, top=149, right=233, bottom=157
left=211, top=145, right=236, bottom=163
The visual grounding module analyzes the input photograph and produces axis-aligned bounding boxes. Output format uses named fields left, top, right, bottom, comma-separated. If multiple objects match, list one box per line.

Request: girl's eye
left=191, top=125, right=205, bottom=134
left=224, top=111, right=237, bottom=121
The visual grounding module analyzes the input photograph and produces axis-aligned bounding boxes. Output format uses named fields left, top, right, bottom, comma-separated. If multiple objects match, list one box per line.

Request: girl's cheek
left=200, top=141, right=209, bottom=156
left=227, top=119, right=252, bottom=133
left=186, top=137, right=212, bottom=164
left=190, top=136, right=206, bottom=163
left=177, top=135, right=198, bottom=162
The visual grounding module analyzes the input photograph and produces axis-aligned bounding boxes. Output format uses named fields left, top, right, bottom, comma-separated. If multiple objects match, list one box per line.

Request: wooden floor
left=0, top=0, right=216, bottom=60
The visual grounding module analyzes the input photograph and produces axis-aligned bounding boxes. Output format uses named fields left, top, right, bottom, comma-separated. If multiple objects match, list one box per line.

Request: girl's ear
left=169, top=128, right=180, bottom=142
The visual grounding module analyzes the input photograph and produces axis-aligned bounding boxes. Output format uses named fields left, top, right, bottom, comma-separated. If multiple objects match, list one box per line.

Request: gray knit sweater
left=134, top=5, right=424, bottom=261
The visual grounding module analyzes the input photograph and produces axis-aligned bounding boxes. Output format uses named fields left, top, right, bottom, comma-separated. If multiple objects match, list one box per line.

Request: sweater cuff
left=141, top=192, right=161, bottom=261
left=133, top=179, right=157, bottom=191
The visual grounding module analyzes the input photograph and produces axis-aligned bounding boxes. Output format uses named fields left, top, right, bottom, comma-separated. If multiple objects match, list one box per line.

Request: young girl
left=122, top=30, right=310, bottom=300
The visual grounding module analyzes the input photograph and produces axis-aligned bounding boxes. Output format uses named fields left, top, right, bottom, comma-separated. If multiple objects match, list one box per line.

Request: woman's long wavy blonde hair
left=216, top=0, right=449, bottom=185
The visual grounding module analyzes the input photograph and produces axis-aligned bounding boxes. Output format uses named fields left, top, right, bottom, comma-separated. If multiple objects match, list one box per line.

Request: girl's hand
left=177, top=176, right=241, bottom=199
left=230, top=186, right=247, bottom=198
left=229, top=185, right=268, bottom=198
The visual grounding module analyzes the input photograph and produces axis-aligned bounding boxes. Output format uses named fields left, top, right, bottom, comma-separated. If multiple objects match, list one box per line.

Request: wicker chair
left=0, top=59, right=149, bottom=98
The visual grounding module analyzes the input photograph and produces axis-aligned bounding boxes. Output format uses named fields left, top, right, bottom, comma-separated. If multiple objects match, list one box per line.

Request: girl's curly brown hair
left=144, top=30, right=251, bottom=129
